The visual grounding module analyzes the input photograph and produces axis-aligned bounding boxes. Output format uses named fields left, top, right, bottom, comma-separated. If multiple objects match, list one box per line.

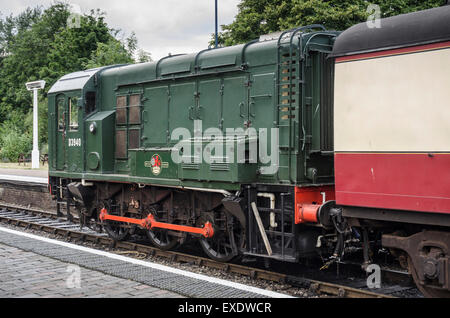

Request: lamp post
left=215, top=0, right=218, bottom=48
left=25, top=80, right=46, bottom=169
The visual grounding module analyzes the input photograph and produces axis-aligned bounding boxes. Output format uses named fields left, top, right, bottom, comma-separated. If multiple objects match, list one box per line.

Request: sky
left=0, top=0, right=241, bottom=60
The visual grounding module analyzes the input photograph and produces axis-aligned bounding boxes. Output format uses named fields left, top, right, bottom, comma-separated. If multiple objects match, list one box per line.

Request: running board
left=99, top=208, right=214, bottom=238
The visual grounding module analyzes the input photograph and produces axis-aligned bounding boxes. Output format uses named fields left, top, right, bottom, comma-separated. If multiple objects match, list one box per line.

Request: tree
left=42, top=9, right=121, bottom=80
left=0, top=6, right=42, bottom=57
left=217, top=0, right=447, bottom=46
left=137, top=49, right=153, bottom=63
left=0, top=3, right=145, bottom=120
left=83, top=39, right=135, bottom=69
left=0, top=2, right=148, bottom=160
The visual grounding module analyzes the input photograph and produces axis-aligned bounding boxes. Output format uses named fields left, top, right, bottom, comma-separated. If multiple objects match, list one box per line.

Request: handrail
left=155, top=53, right=187, bottom=77
left=193, top=48, right=212, bottom=72
left=241, top=39, right=259, bottom=68
left=278, top=24, right=327, bottom=46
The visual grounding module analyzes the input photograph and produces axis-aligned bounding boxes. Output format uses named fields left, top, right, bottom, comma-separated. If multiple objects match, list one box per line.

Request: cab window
left=69, top=97, right=79, bottom=131
left=85, top=92, right=96, bottom=115
left=57, top=96, right=65, bottom=131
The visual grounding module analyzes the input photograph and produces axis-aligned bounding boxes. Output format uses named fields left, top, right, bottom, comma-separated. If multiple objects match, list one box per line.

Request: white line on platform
left=0, top=174, right=47, bottom=184
left=0, top=226, right=294, bottom=298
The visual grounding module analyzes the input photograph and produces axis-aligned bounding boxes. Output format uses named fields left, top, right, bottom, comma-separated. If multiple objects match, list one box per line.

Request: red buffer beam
left=99, top=208, right=214, bottom=238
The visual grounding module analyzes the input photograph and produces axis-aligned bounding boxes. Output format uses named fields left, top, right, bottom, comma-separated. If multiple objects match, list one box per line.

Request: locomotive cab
left=48, top=67, right=120, bottom=175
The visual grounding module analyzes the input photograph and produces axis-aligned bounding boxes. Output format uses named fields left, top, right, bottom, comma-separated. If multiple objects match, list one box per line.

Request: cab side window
left=85, top=92, right=96, bottom=115
left=57, top=96, right=65, bottom=131
left=69, top=97, right=79, bottom=131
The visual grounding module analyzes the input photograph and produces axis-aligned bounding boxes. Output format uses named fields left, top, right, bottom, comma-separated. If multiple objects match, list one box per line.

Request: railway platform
left=0, top=242, right=181, bottom=298
left=0, top=168, right=47, bottom=185
left=0, top=226, right=291, bottom=298
left=0, top=168, right=52, bottom=211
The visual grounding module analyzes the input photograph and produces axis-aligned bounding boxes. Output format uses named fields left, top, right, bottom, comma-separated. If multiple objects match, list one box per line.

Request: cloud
left=1, top=0, right=240, bottom=60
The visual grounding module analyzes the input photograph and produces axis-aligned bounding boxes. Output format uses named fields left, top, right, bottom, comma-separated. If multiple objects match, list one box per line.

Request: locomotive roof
left=99, top=30, right=338, bottom=88
left=98, top=41, right=269, bottom=87
left=49, top=29, right=337, bottom=94
left=332, top=5, right=450, bottom=58
left=48, top=66, right=122, bottom=94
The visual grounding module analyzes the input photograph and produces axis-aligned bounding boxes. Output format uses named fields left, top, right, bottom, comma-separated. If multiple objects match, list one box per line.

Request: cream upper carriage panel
left=331, top=5, right=450, bottom=154
left=334, top=46, right=450, bottom=153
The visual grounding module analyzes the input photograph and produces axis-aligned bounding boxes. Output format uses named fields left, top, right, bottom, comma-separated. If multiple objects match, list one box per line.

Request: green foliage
left=0, top=130, right=32, bottom=162
left=137, top=49, right=153, bottom=63
left=0, top=2, right=147, bottom=161
left=217, top=0, right=447, bottom=46
left=41, top=8, right=116, bottom=82
left=38, top=97, right=48, bottom=148
left=0, top=111, right=33, bottom=161
left=0, top=3, right=70, bottom=121
left=83, top=39, right=135, bottom=69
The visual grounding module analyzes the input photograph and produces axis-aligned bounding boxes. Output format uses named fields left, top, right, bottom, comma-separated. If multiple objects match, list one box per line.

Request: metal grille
left=320, top=53, right=334, bottom=151
left=210, top=163, right=229, bottom=171
left=128, top=129, right=140, bottom=150
left=115, top=130, right=127, bottom=158
left=129, top=94, right=141, bottom=124
left=129, top=94, right=140, bottom=106
left=129, top=107, right=140, bottom=124
left=116, top=96, right=127, bottom=125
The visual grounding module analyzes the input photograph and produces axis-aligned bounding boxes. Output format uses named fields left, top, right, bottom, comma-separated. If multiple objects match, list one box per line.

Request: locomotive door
left=55, top=92, right=83, bottom=172
left=249, top=73, right=277, bottom=176
left=55, top=94, right=66, bottom=170
left=222, top=76, right=249, bottom=130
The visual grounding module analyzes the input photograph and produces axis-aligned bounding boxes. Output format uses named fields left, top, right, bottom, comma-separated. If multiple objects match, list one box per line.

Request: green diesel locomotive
left=47, top=6, right=450, bottom=297
left=48, top=25, right=339, bottom=262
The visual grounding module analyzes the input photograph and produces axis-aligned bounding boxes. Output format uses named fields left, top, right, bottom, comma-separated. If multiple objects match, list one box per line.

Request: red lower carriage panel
left=335, top=153, right=450, bottom=214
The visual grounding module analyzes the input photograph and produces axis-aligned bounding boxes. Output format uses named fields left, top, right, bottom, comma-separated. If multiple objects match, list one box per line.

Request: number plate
left=68, top=138, right=81, bottom=147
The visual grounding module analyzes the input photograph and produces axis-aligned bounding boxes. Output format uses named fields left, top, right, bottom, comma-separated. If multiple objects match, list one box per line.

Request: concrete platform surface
left=0, top=243, right=183, bottom=298
left=0, top=226, right=292, bottom=298
left=0, top=168, right=48, bottom=178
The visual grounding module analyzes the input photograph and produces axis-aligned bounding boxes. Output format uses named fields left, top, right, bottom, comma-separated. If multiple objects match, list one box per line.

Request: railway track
left=0, top=203, right=413, bottom=298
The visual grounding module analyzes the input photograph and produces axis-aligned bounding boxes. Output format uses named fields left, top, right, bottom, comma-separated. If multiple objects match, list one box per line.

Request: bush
left=40, top=143, right=48, bottom=155
left=0, top=129, right=32, bottom=161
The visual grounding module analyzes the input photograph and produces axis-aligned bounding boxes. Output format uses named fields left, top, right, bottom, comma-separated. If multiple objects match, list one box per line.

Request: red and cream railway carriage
left=331, top=6, right=450, bottom=297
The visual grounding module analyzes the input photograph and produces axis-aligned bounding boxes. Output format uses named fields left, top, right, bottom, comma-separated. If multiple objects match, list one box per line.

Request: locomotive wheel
left=145, top=206, right=178, bottom=250
left=200, top=232, right=237, bottom=262
left=199, top=211, right=243, bottom=263
left=102, top=202, right=130, bottom=241
left=147, top=228, right=178, bottom=251
left=408, top=256, right=450, bottom=298
left=104, top=221, right=130, bottom=241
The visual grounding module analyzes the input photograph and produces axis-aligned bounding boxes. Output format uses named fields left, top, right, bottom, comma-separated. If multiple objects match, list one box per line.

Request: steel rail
left=0, top=203, right=395, bottom=298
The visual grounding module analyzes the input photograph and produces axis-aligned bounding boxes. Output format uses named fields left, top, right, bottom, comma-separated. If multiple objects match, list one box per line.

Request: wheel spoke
left=199, top=213, right=242, bottom=263
left=147, top=228, right=178, bottom=251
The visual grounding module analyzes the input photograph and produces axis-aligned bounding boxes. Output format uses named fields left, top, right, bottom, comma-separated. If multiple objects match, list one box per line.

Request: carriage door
left=56, top=93, right=83, bottom=172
